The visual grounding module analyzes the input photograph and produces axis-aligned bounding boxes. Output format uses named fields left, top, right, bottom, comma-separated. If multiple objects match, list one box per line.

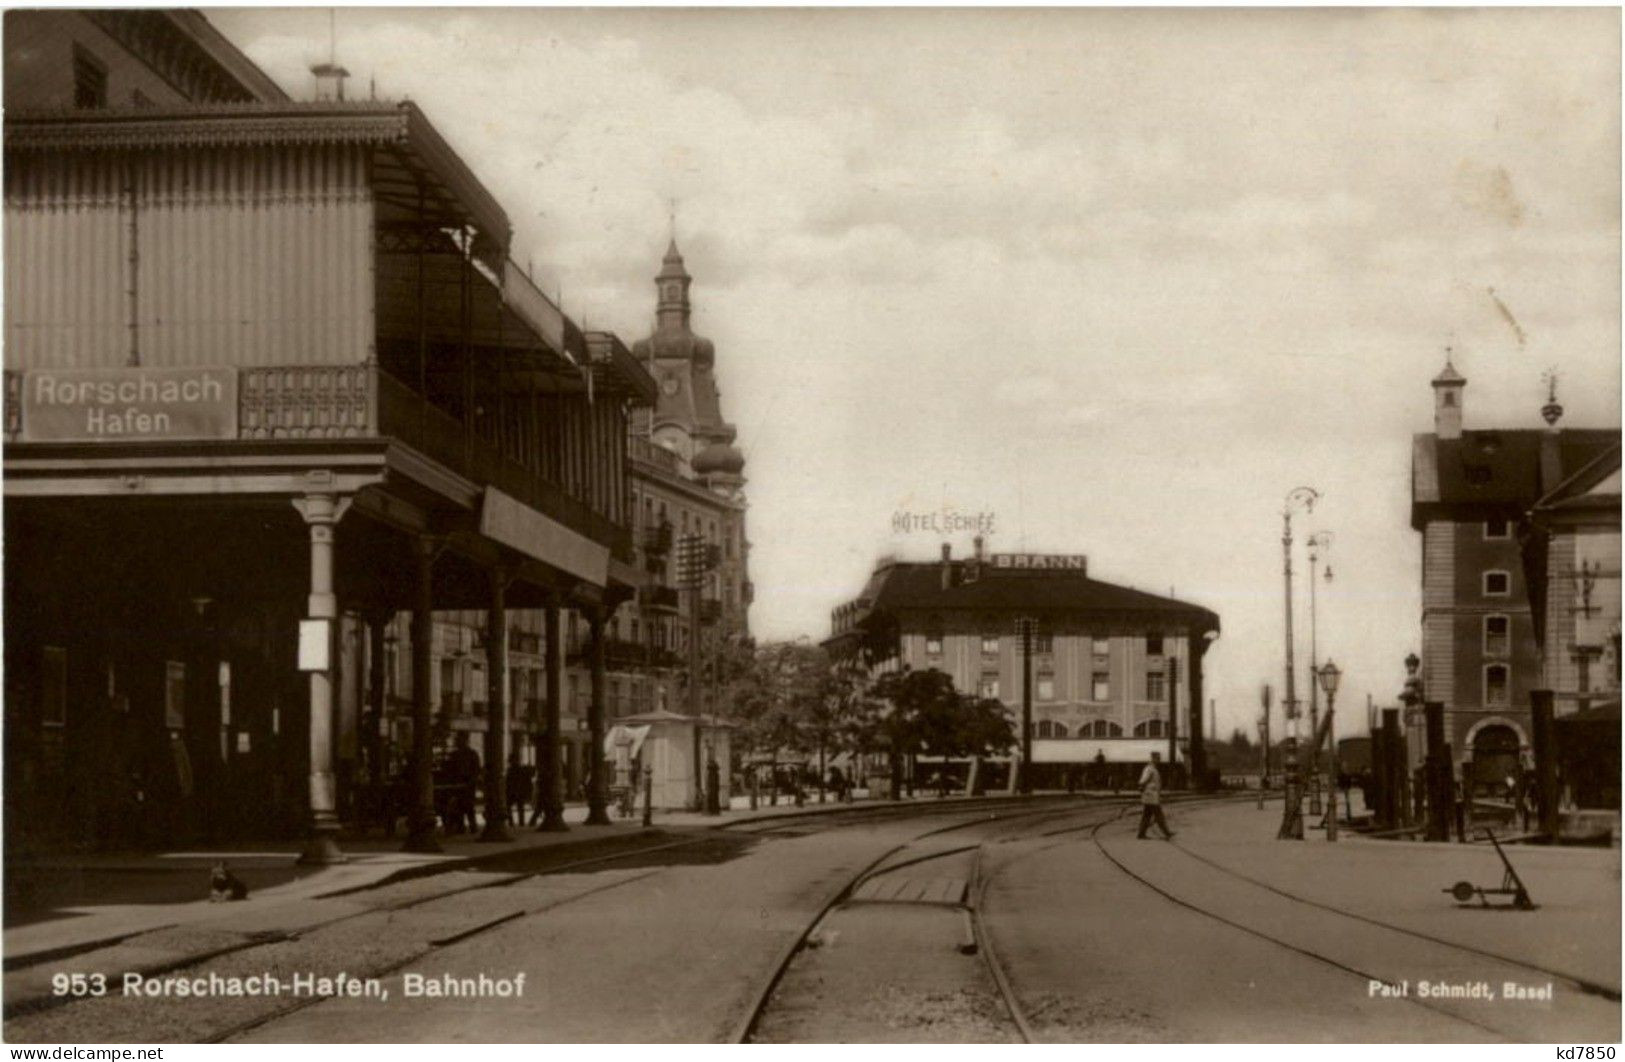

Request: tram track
left=203, top=799, right=1094, bottom=1043
left=738, top=795, right=1206, bottom=1042
left=8, top=797, right=1072, bottom=1036
left=1083, top=809, right=1524, bottom=1042
left=1159, top=838, right=1621, bottom=1002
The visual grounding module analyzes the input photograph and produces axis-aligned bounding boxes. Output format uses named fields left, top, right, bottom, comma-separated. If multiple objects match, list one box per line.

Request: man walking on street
left=1137, top=751, right=1175, bottom=840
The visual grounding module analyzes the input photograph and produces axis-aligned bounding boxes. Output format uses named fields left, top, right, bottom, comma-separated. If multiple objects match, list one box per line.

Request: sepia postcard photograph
left=0, top=4, right=1619, bottom=1048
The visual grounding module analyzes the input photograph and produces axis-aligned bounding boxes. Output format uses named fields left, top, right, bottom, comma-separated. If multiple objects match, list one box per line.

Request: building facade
left=3, top=10, right=655, bottom=858
left=826, top=542, right=1220, bottom=787
left=426, top=237, right=755, bottom=810
left=1409, top=360, right=1617, bottom=788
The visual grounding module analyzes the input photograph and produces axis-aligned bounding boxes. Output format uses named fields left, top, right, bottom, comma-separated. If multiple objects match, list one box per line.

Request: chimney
left=311, top=62, right=351, bottom=102
left=1432, top=356, right=1466, bottom=441
left=964, top=535, right=984, bottom=583
left=940, top=542, right=953, bottom=590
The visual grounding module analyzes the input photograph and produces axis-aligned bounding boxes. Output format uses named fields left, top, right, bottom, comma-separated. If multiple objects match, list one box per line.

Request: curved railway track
left=1159, top=838, right=1621, bottom=1002
left=738, top=793, right=1242, bottom=1043
left=199, top=795, right=1110, bottom=1044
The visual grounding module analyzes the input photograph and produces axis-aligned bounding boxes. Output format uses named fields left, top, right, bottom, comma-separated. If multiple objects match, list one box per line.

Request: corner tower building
left=633, top=239, right=747, bottom=495
left=601, top=237, right=751, bottom=809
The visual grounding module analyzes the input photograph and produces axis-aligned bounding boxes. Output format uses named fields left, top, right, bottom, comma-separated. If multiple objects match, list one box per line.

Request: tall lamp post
left=1316, top=659, right=1342, bottom=841
left=1306, top=531, right=1333, bottom=816
left=1278, top=485, right=1318, bottom=840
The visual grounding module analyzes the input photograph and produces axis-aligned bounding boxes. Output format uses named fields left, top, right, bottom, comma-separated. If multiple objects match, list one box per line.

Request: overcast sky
left=217, top=7, right=1620, bottom=742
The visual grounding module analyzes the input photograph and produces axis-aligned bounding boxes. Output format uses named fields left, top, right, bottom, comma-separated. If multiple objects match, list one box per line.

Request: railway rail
left=738, top=793, right=1242, bottom=1043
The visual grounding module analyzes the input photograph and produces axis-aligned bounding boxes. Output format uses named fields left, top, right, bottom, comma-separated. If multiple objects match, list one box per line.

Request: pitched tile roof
left=850, top=561, right=1220, bottom=631
left=1411, top=428, right=1617, bottom=521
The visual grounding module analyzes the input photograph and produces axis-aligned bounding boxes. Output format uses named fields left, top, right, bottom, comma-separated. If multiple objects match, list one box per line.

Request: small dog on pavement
left=209, top=861, right=250, bottom=902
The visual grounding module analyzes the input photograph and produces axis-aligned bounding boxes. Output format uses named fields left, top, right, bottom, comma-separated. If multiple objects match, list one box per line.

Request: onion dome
left=693, top=441, right=745, bottom=475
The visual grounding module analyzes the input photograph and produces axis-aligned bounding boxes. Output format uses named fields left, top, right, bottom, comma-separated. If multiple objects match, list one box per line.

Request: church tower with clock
left=631, top=238, right=747, bottom=499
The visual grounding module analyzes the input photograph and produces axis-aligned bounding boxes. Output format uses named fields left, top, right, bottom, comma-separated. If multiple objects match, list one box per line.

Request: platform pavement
left=1, top=786, right=1046, bottom=979
left=1157, top=796, right=1622, bottom=995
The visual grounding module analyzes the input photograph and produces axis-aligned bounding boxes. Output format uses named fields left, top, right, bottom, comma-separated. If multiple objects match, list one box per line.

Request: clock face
left=662, top=376, right=679, bottom=396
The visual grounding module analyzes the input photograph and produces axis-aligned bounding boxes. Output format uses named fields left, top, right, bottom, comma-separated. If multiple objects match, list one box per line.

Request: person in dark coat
left=506, top=750, right=533, bottom=826
left=447, top=732, right=481, bottom=833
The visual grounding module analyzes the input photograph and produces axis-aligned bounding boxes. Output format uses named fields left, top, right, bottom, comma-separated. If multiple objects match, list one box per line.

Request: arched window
left=1080, top=719, right=1122, bottom=738
left=1035, top=719, right=1067, bottom=739
left=1134, top=718, right=1167, bottom=738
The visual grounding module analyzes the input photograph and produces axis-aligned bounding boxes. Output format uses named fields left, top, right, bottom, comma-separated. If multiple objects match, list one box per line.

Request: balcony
left=639, top=584, right=681, bottom=613
left=642, top=521, right=674, bottom=556
left=566, top=638, right=683, bottom=672
left=629, top=434, right=683, bottom=476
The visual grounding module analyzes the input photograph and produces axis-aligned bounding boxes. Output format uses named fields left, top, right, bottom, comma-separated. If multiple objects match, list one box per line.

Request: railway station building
left=2, top=9, right=657, bottom=860
left=825, top=541, right=1221, bottom=788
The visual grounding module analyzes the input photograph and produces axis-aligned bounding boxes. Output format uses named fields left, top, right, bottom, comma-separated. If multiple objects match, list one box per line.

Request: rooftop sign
left=990, top=553, right=1087, bottom=572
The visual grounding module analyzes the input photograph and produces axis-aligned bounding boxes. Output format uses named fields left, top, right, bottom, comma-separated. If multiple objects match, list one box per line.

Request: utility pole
left=678, top=532, right=706, bottom=811
left=1259, top=683, right=1272, bottom=802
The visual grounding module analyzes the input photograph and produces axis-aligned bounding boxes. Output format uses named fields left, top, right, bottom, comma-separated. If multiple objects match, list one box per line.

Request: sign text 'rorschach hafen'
left=21, top=367, right=238, bottom=442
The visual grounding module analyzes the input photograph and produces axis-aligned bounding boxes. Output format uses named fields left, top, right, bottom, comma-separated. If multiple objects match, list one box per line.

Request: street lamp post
left=1278, top=486, right=1318, bottom=841
left=1306, top=531, right=1333, bottom=817
left=1258, top=683, right=1272, bottom=809
left=1317, top=660, right=1342, bottom=841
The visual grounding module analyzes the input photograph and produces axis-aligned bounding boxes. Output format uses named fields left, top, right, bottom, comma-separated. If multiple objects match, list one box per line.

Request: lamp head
left=1317, top=659, right=1342, bottom=696
left=1404, top=652, right=1420, bottom=678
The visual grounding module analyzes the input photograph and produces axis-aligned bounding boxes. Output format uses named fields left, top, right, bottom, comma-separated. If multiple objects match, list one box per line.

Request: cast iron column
left=365, top=610, right=390, bottom=824
left=403, top=537, right=441, bottom=853
left=479, top=570, right=512, bottom=841
left=585, top=605, right=612, bottom=825
left=293, top=493, right=350, bottom=865
left=537, top=596, right=568, bottom=831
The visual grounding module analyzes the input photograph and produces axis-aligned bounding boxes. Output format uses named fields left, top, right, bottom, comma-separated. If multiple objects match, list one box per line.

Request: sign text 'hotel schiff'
left=22, top=367, right=238, bottom=442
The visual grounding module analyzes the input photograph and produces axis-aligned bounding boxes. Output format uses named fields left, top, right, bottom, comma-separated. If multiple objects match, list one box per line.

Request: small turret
left=1432, top=355, right=1466, bottom=440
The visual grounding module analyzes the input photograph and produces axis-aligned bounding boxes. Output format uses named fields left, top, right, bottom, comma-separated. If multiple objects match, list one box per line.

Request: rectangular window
left=1485, top=665, right=1509, bottom=707
left=979, top=672, right=1000, bottom=699
left=1033, top=632, right=1054, bottom=654
left=1146, top=633, right=1164, bottom=656
left=1091, top=635, right=1110, bottom=656
left=1037, top=672, right=1055, bottom=700
left=1146, top=671, right=1166, bottom=702
left=926, top=633, right=943, bottom=656
left=73, top=46, right=107, bottom=109
left=1484, top=615, right=1510, bottom=657
left=1091, top=671, right=1110, bottom=701
left=982, top=634, right=1000, bottom=655
left=1484, top=519, right=1511, bottom=540
left=1483, top=571, right=1511, bottom=596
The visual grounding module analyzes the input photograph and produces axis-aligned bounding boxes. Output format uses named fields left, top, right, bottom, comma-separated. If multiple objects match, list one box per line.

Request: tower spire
left=1541, top=367, right=1564, bottom=430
